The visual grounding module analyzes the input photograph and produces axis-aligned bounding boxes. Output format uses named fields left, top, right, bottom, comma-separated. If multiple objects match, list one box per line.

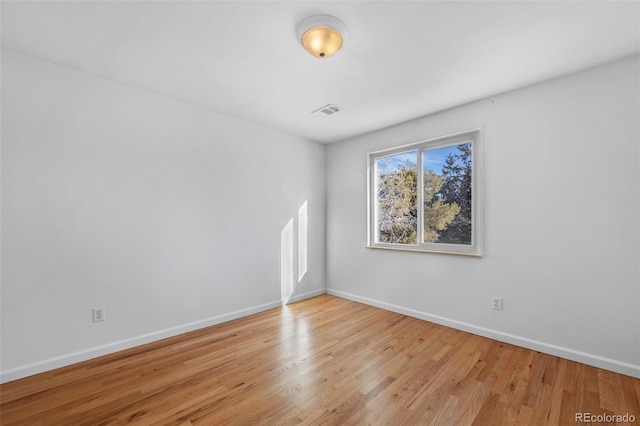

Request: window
left=367, top=129, right=483, bottom=256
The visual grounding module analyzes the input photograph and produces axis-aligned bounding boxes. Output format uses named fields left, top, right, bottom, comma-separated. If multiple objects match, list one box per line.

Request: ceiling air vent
left=311, top=103, right=342, bottom=116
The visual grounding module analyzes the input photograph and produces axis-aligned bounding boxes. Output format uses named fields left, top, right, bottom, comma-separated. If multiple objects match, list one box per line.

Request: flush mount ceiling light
left=297, top=15, right=347, bottom=59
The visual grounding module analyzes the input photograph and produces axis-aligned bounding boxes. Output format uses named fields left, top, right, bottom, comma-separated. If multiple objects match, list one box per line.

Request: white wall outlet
left=92, top=307, right=105, bottom=322
left=492, top=297, right=503, bottom=311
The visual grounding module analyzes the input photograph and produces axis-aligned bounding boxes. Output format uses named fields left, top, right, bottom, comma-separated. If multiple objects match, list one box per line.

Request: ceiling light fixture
left=297, top=15, right=347, bottom=59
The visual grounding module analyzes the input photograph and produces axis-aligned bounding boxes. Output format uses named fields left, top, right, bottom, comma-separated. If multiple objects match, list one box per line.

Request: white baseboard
left=5, top=288, right=636, bottom=383
left=1, top=288, right=329, bottom=384
left=326, top=288, right=640, bottom=379
left=288, top=288, right=326, bottom=304
left=0, top=299, right=283, bottom=384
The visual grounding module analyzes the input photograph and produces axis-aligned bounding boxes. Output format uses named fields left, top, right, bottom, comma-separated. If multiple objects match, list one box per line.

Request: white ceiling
left=2, top=1, right=639, bottom=143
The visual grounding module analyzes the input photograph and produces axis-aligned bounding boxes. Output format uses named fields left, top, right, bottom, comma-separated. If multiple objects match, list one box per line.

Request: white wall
left=2, top=49, right=638, bottom=383
left=326, top=55, right=640, bottom=377
left=1, top=50, right=326, bottom=382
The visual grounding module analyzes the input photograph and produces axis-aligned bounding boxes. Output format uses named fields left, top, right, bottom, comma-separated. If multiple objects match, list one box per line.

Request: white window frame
left=367, top=128, right=483, bottom=256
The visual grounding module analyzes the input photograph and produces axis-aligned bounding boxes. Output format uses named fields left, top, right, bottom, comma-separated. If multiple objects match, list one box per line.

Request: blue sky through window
left=376, top=151, right=417, bottom=176
left=422, top=144, right=466, bottom=174
left=376, top=142, right=470, bottom=176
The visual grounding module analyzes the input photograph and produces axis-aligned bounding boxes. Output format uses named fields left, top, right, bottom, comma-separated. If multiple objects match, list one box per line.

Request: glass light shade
left=301, top=25, right=343, bottom=58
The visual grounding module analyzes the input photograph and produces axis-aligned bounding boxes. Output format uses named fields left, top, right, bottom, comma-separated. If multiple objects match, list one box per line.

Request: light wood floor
left=1, top=295, right=639, bottom=425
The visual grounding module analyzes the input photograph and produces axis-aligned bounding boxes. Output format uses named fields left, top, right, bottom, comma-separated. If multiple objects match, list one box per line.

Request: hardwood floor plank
left=1, top=294, right=638, bottom=425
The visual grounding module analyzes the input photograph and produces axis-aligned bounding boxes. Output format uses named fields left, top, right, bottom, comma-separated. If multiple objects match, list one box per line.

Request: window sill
left=366, top=244, right=482, bottom=257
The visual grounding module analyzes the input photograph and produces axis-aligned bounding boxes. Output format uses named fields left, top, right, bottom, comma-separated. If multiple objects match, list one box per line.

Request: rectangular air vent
left=311, top=103, right=342, bottom=116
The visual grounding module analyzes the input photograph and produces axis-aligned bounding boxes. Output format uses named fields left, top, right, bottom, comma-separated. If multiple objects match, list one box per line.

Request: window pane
left=422, top=142, right=472, bottom=245
left=375, top=151, right=418, bottom=244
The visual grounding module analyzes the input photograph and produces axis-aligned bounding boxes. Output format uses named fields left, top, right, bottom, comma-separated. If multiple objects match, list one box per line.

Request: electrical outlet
left=93, top=307, right=105, bottom=322
left=492, top=297, right=503, bottom=311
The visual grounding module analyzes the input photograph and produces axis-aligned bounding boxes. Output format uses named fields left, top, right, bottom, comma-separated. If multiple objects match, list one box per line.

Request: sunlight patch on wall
left=280, top=218, right=294, bottom=305
left=297, top=201, right=308, bottom=283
